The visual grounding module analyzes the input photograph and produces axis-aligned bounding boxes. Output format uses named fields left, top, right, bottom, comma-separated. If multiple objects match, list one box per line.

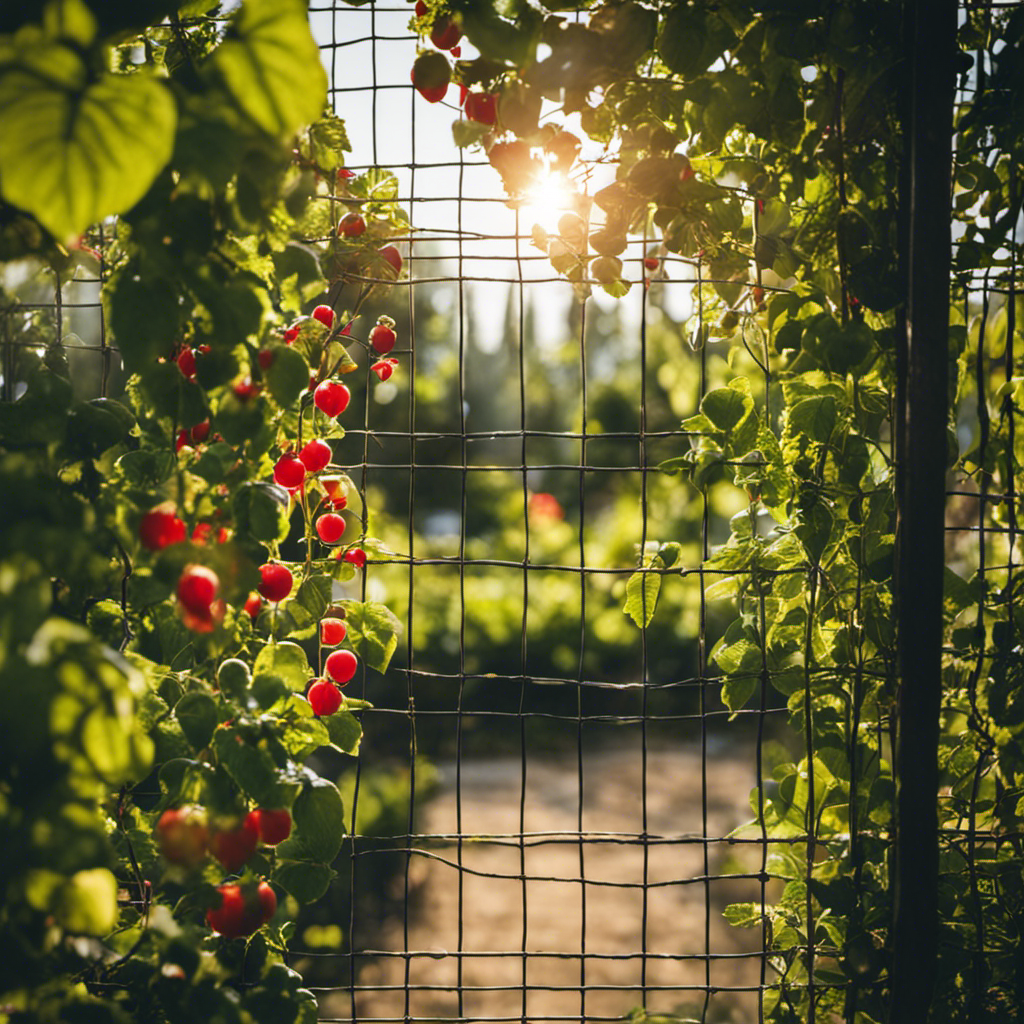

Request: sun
left=517, top=173, right=580, bottom=233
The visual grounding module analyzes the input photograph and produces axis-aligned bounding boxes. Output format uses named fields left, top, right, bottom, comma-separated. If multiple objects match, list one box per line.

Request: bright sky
left=310, top=3, right=693, bottom=352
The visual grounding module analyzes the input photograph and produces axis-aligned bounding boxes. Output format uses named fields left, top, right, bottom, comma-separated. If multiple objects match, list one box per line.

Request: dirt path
left=325, top=744, right=766, bottom=1024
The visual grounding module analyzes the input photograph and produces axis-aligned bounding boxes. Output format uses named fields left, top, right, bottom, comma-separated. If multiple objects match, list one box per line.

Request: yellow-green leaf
left=211, top=0, right=328, bottom=137
left=55, top=868, right=117, bottom=935
left=0, top=60, right=176, bottom=241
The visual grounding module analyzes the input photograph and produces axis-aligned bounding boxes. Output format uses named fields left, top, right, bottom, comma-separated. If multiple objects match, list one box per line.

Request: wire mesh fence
left=1, top=1, right=1022, bottom=1022
left=309, top=6, right=812, bottom=1024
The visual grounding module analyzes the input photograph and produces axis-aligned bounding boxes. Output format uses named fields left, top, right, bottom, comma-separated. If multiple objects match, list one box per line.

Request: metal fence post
left=891, top=0, right=958, bottom=1020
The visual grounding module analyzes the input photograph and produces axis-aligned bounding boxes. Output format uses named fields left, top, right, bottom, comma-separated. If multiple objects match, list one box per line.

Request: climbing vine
left=409, top=1, right=1024, bottom=1021
left=0, top=1, right=406, bottom=1021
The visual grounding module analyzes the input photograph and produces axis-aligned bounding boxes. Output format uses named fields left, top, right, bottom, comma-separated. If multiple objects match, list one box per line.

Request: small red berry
left=206, top=884, right=246, bottom=937
left=273, top=453, right=307, bottom=490
left=464, top=92, right=498, bottom=126
left=344, top=548, right=367, bottom=569
left=314, top=380, right=351, bottom=417
left=371, top=358, right=398, bottom=382
left=450, top=45, right=461, bottom=57
left=206, top=881, right=275, bottom=938
left=308, top=678, right=343, bottom=716
left=379, top=245, right=403, bottom=278
left=338, top=212, right=366, bottom=238
left=258, top=349, right=274, bottom=370
left=190, top=419, right=210, bottom=443
left=643, top=256, right=660, bottom=271
left=337, top=167, right=355, bottom=181
left=156, top=806, right=208, bottom=867
left=320, top=617, right=347, bottom=646
left=369, top=324, right=397, bottom=354
left=283, top=325, right=300, bottom=344
left=181, top=599, right=225, bottom=633
left=299, top=438, right=332, bottom=474
left=258, top=563, right=293, bottom=603
left=415, top=0, right=427, bottom=15
left=411, top=51, right=450, bottom=103
left=321, top=477, right=347, bottom=504
left=252, top=808, right=291, bottom=846
left=256, top=881, right=277, bottom=924
left=139, top=508, right=187, bottom=551
left=177, top=565, right=219, bottom=616
left=430, top=15, right=461, bottom=50
left=211, top=815, right=259, bottom=873
left=177, top=348, right=197, bottom=380
left=233, top=377, right=257, bottom=401
left=316, top=513, right=346, bottom=544
left=176, top=430, right=191, bottom=454
left=312, top=305, right=335, bottom=329
left=326, top=649, right=358, bottom=685
left=243, top=592, right=263, bottom=621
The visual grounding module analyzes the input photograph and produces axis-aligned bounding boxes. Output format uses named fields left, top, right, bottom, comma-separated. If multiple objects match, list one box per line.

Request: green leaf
left=265, top=345, right=310, bottom=408
left=107, top=273, right=182, bottom=372
left=213, top=727, right=282, bottom=805
left=253, top=641, right=309, bottom=692
left=658, top=6, right=709, bottom=77
left=295, top=574, right=332, bottom=620
left=723, top=902, right=764, bottom=928
left=623, top=560, right=662, bottom=628
left=277, top=703, right=331, bottom=759
left=307, top=111, right=350, bottom=171
left=211, top=0, right=328, bottom=138
left=701, top=384, right=753, bottom=433
left=787, top=395, right=837, bottom=443
left=55, top=868, right=118, bottom=936
left=233, top=482, right=291, bottom=542
left=136, top=362, right=207, bottom=425
left=81, top=707, right=132, bottom=781
left=174, top=691, right=218, bottom=751
left=721, top=675, right=758, bottom=713
left=0, top=61, right=176, bottom=241
left=115, top=449, right=173, bottom=488
left=453, top=119, right=491, bottom=149
left=325, top=709, right=362, bottom=756
left=278, top=777, right=345, bottom=863
left=251, top=673, right=288, bottom=710
left=274, top=860, right=336, bottom=904
left=339, top=600, right=401, bottom=673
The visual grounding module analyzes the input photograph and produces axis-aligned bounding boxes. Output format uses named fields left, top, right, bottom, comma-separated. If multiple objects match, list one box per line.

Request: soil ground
left=320, top=742, right=767, bottom=1024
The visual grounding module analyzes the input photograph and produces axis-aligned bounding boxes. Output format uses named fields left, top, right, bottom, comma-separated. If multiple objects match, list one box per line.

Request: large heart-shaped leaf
left=0, top=56, right=176, bottom=241
left=211, top=0, right=327, bottom=137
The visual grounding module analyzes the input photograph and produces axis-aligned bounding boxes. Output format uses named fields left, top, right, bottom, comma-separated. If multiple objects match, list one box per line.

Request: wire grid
left=313, top=6, right=800, bottom=1024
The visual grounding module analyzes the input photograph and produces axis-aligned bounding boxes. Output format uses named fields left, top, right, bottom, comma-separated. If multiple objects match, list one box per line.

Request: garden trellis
left=1, top=2, right=1023, bottom=1024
